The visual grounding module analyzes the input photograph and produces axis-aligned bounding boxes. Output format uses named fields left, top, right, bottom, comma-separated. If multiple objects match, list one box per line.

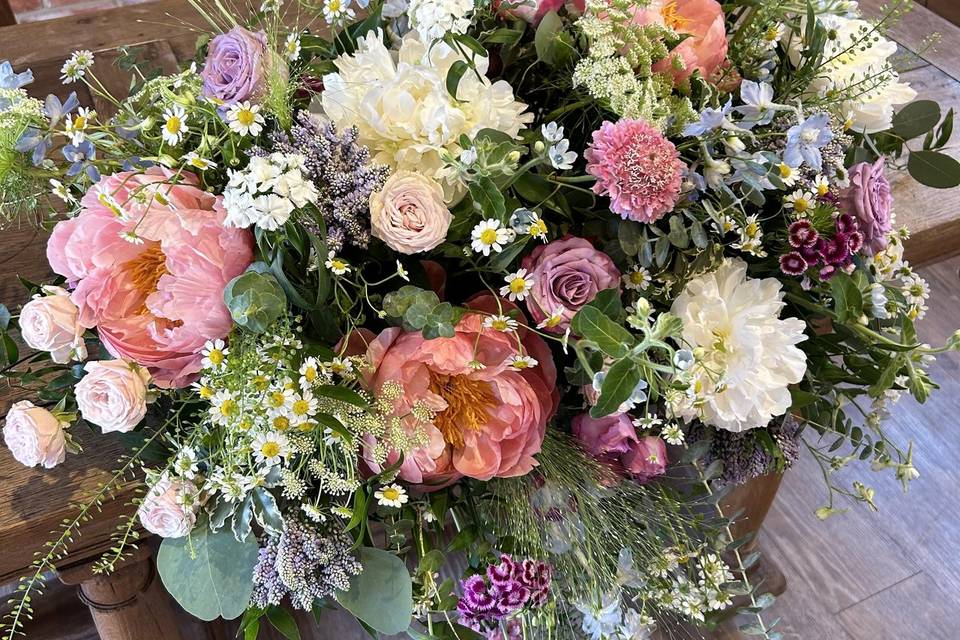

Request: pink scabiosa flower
left=46, top=168, right=254, bottom=388
left=585, top=119, right=684, bottom=223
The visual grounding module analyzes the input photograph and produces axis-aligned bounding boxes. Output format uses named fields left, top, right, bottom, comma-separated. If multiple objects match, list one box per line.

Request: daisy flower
left=508, top=354, right=538, bottom=370
left=661, top=423, right=685, bottom=446
left=325, top=251, right=351, bottom=275
left=324, top=356, right=354, bottom=378
left=119, top=230, right=145, bottom=245
left=183, top=151, right=216, bottom=171
left=777, top=162, right=799, bottom=187
left=813, top=174, right=830, bottom=197
left=299, top=357, right=322, bottom=388
left=471, top=219, right=512, bottom=256
left=374, top=483, right=408, bottom=508
left=284, top=33, right=301, bottom=61
left=783, top=190, right=815, bottom=215
left=226, top=101, right=264, bottom=137
left=50, top=179, right=73, bottom=204
left=536, top=306, right=566, bottom=330
left=396, top=260, right=410, bottom=281
left=323, top=0, right=355, bottom=25
left=902, top=275, right=930, bottom=305
left=252, top=431, right=291, bottom=466
left=65, top=107, right=94, bottom=145
left=623, top=266, right=652, bottom=291
left=201, top=339, right=229, bottom=370
left=161, top=105, right=189, bottom=146
left=210, top=390, right=240, bottom=425
left=265, top=386, right=295, bottom=415
left=60, top=50, right=94, bottom=83
left=500, top=268, right=534, bottom=301
left=289, top=391, right=319, bottom=426
left=527, top=215, right=548, bottom=241
left=712, top=214, right=737, bottom=235
left=173, top=447, right=199, bottom=479
left=483, top=314, right=518, bottom=333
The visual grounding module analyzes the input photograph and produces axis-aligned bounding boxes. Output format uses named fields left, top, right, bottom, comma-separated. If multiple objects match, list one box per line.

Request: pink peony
left=838, top=158, right=893, bottom=255
left=360, top=295, right=558, bottom=487
left=46, top=168, right=253, bottom=388
left=632, top=0, right=728, bottom=84
left=585, top=119, right=685, bottom=223
left=521, top=236, right=621, bottom=333
left=572, top=413, right=668, bottom=483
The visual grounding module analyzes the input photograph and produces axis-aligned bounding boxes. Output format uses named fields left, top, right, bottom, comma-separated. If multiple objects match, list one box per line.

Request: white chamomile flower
left=470, top=219, right=512, bottom=256
left=777, top=162, right=799, bottom=187
left=60, top=50, right=94, bottom=84
left=813, top=174, right=830, bottom=197
left=285, top=33, right=302, bottom=61
left=783, top=189, right=815, bottom=215
left=508, top=354, right=538, bottom=370
left=324, top=356, right=354, bottom=378
left=210, top=390, right=240, bottom=425
left=323, top=0, right=355, bottom=25
left=396, top=260, right=409, bottom=281
left=761, top=22, right=785, bottom=49
left=252, top=431, right=291, bottom=466
left=548, top=139, right=577, bottom=170
left=172, top=62, right=197, bottom=89
left=712, top=214, right=737, bottom=235
left=421, top=507, right=437, bottom=523
left=161, top=105, right=189, bottom=146
left=632, top=415, right=663, bottom=430
left=500, top=268, right=534, bottom=302
left=173, top=447, right=199, bottom=479
left=661, top=423, right=685, bottom=446
left=623, top=266, right=652, bottom=291
left=226, top=101, right=265, bottom=137
left=536, top=306, right=567, bottom=330
left=289, top=391, right=319, bottom=426
left=325, top=251, right=351, bottom=275
left=902, top=275, right=930, bottom=305
left=65, top=107, right=94, bottom=145
left=527, top=214, right=548, bottom=242
left=50, top=179, right=73, bottom=204
left=483, top=314, right=518, bottom=333
left=299, top=357, right=322, bottom=388
left=374, top=483, right=408, bottom=508
left=201, top=339, right=229, bottom=370
left=265, top=386, right=295, bottom=415
left=119, top=230, right=145, bottom=245
left=183, top=151, right=216, bottom=171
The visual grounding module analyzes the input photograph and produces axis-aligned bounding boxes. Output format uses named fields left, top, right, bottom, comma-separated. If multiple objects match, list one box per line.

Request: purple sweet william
left=201, top=26, right=276, bottom=106
left=838, top=158, right=893, bottom=255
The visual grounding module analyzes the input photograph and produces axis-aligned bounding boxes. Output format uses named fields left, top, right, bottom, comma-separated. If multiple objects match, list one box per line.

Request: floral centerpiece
left=1, top=1, right=959, bottom=639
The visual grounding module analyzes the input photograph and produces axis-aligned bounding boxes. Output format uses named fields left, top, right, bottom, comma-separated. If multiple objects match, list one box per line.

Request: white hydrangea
left=802, top=13, right=916, bottom=133
left=223, top=153, right=318, bottom=230
left=407, top=0, right=474, bottom=42
left=320, top=30, right=532, bottom=201
left=670, top=259, right=808, bottom=432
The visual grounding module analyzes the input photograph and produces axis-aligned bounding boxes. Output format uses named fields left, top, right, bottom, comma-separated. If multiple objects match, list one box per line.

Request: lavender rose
left=621, top=435, right=668, bottom=482
left=201, top=26, right=278, bottom=106
left=838, top=158, right=893, bottom=255
left=572, top=413, right=668, bottom=483
left=521, top=235, right=621, bottom=332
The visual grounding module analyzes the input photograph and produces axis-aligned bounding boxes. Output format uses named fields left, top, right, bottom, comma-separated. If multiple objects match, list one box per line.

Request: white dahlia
left=320, top=30, right=532, bottom=201
left=670, top=259, right=808, bottom=432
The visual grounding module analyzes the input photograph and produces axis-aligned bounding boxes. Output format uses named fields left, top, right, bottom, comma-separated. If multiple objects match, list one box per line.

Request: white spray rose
left=18, top=286, right=86, bottom=364
left=75, top=360, right=151, bottom=433
left=137, top=475, right=197, bottom=538
left=3, top=401, right=67, bottom=469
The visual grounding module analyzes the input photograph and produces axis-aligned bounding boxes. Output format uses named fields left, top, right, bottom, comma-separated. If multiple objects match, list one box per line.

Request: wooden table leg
left=58, top=546, right=184, bottom=640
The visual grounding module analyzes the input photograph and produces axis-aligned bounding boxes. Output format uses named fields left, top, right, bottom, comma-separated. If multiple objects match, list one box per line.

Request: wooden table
left=2, top=2, right=960, bottom=639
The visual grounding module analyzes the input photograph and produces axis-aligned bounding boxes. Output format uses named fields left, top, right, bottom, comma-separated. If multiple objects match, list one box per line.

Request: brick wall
left=10, top=0, right=151, bottom=24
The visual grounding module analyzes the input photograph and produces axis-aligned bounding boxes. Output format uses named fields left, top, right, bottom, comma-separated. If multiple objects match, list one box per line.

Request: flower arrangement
left=2, top=1, right=960, bottom=639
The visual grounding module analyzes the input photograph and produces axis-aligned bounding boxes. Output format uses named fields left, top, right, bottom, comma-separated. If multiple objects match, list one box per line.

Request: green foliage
left=382, top=285, right=465, bottom=339
left=157, top=523, right=260, bottom=621
left=224, top=265, right=286, bottom=333
left=335, top=547, right=413, bottom=634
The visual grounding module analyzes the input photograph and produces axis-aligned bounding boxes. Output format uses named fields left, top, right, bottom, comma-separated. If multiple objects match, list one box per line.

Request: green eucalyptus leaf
left=571, top=306, right=635, bottom=358
left=224, top=268, right=286, bottom=333
left=336, top=547, right=413, bottom=634
left=0, top=304, right=10, bottom=331
left=892, top=100, right=941, bottom=140
left=157, top=524, right=260, bottom=621
left=907, top=150, right=960, bottom=188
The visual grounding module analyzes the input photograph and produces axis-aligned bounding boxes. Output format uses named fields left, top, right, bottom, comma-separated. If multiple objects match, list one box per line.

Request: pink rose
left=2, top=401, right=67, bottom=469
left=360, top=295, right=558, bottom=486
left=46, top=168, right=253, bottom=387
left=621, top=435, right=668, bottom=482
left=370, top=171, right=452, bottom=254
left=201, top=26, right=278, bottom=106
left=75, top=360, right=151, bottom=433
left=497, top=0, right=585, bottom=24
left=632, top=0, right=728, bottom=84
left=18, top=286, right=86, bottom=364
left=521, top=236, right=621, bottom=332
left=138, top=475, right=197, bottom=538
left=838, top=158, right=893, bottom=255
left=572, top=414, right=668, bottom=483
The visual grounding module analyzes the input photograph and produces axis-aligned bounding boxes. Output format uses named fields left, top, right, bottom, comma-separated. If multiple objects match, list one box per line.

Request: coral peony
left=360, top=295, right=557, bottom=486
left=585, top=119, right=685, bottom=222
left=632, top=0, right=728, bottom=84
left=46, top=168, right=253, bottom=388
left=521, top=236, right=621, bottom=332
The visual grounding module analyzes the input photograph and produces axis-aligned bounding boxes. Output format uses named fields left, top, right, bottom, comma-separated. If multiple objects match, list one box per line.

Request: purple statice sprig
left=457, top=554, right=552, bottom=638
left=255, top=112, right=388, bottom=252
left=779, top=214, right=863, bottom=281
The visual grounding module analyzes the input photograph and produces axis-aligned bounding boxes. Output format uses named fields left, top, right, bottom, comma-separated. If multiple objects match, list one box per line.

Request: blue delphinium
left=682, top=98, right=734, bottom=137
left=62, top=139, right=99, bottom=181
left=15, top=92, right=79, bottom=166
left=783, top=112, right=834, bottom=171
left=0, top=60, right=33, bottom=91
left=735, top=80, right=783, bottom=129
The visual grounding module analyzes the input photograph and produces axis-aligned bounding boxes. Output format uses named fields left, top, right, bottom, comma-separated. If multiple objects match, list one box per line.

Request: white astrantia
left=321, top=30, right=532, bottom=201
left=669, top=259, right=808, bottom=432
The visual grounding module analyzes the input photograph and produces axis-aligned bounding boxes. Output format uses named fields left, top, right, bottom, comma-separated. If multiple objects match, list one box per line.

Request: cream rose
left=18, top=286, right=86, bottom=364
left=371, top=171, right=453, bottom=254
left=3, top=400, right=67, bottom=469
left=75, top=360, right=151, bottom=433
left=137, top=475, right=197, bottom=538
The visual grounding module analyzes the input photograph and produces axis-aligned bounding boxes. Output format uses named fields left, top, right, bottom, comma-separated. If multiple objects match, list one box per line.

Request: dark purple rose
left=201, top=26, right=277, bottom=106
left=838, top=158, right=893, bottom=255
left=521, top=235, right=621, bottom=333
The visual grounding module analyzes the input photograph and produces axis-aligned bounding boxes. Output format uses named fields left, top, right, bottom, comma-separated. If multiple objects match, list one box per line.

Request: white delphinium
left=670, top=258, right=808, bottom=432
left=407, top=0, right=474, bottom=42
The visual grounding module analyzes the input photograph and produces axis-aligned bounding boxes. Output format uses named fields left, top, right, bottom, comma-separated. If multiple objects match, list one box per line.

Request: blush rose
left=18, top=286, right=86, bottom=364
left=137, top=475, right=197, bottom=538
left=370, top=171, right=452, bottom=254
left=2, top=401, right=67, bottom=469
left=75, top=360, right=151, bottom=433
